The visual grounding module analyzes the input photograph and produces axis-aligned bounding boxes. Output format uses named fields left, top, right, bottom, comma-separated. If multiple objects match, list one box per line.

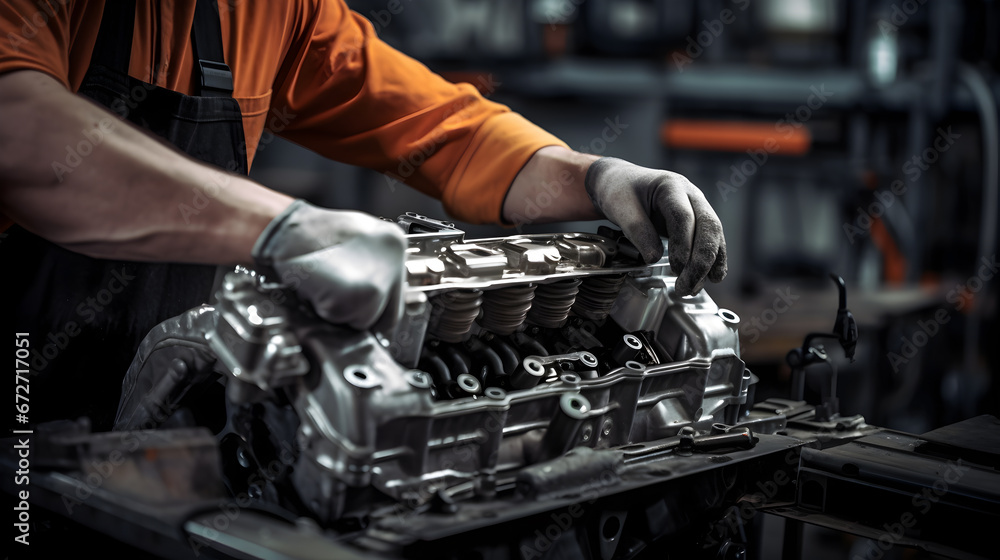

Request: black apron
left=0, top=0, right=247, bottom=431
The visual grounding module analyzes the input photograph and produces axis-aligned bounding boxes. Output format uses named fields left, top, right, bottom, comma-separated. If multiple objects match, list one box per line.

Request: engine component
left=572, top=273, right=628, bottom=321
left=526, top=278, right=581, bottom=328
left=427, top=289, right=482, bottom=343
left=479, top=284, right=536, bottom=335
left=113, top=214, right=750, bottom=527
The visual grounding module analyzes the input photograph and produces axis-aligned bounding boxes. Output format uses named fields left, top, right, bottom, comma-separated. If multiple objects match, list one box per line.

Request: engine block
left=114, top=214, right=752, bottom=524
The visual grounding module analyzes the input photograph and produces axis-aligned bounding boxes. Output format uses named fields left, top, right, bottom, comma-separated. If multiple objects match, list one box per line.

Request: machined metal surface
left=110, top=217, right=751, bottom=528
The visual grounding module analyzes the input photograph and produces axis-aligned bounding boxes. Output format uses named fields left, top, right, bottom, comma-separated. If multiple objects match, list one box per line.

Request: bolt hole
left=457, top=374, right=480, bottom=394
left=718, top=309, right=740, bottom=324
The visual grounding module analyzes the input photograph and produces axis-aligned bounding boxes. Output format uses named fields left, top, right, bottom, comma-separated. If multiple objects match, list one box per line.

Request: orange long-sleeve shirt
left=0, top=0, right=566, bottom=227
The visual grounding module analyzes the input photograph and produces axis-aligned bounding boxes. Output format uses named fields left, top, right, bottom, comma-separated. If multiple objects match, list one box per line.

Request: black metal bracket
left=786, top=274, right=859, bottom=421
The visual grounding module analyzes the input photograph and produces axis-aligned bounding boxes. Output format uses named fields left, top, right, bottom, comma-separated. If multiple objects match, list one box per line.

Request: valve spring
left=478, top=284, right=537, bottom=335
left=428, top=289, right=483, bottom=343
left=527, top=278, right=582, bottom=328
left=572, top=274, right=627, bottom=321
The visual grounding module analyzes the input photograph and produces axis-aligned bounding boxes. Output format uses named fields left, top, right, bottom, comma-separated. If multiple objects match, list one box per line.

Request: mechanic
left=0, top=0, right=727, bottom=429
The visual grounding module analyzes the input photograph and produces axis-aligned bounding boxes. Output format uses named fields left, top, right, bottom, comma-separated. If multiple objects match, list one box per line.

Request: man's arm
left=504, top=146, right=728, bottom=296
left=0, top=70, right=406, bottom=331
left=502, top=146, right=601, bottom=224
left=0, top=70, right=294, bottom=265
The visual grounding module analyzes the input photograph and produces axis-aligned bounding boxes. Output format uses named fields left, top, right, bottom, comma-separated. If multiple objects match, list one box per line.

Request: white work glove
left=252, top=200, right=407, bottom=334
left=585, top=158, right=727, bottom=296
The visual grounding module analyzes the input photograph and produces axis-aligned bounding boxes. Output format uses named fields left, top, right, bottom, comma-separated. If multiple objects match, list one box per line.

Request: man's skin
left=0, top=70, right=292, bottom=264
left=0, top=69, right=715, bottom=288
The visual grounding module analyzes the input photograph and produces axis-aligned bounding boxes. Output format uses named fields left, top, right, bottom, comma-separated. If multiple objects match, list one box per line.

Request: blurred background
left=252, top=0, right=999, bottom=443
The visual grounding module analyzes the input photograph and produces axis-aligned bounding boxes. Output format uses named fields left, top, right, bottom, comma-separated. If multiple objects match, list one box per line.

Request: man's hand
left=252, top=200, right=407, bottom=334
left=503, top=147, right=727, bottom=297
left=584, top=157, right=727, bottom=296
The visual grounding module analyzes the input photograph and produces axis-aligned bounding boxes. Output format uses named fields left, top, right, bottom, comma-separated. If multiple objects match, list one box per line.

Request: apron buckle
left=198, top=59, right=234, bottom=96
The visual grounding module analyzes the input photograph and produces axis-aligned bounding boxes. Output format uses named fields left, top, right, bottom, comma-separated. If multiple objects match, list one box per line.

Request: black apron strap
left=90, top=0, right=136, bottom=74
left=191, top=0, right=234, bottom=97
left=89, top=0, right=232, bottom=97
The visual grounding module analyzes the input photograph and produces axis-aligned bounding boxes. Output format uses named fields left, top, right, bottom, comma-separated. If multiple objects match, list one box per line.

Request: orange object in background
left=662, top=119, right=812, bottom=155
left=542, top=24, right=571, bottom=58
left=870, top=217, right=907, bottom=286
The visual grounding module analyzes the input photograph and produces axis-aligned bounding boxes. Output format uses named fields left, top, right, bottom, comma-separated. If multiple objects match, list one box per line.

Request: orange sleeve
left=0, top=0, right=76, bottom=87
left=273, top=1, right=567, bottom=224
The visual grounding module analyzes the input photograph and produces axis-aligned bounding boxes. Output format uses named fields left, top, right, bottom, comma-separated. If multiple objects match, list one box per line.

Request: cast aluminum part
left=118, top=213, right=752, bottom=524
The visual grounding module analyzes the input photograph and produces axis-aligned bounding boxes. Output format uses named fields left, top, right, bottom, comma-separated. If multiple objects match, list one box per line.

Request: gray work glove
left=585, top=157, right=727, bottom=296
left=252, top=200, right=407, bottom=334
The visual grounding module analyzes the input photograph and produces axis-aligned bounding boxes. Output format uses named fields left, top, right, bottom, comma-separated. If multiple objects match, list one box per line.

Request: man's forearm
left=503, top=146, right=601, bottom=225
left=0, top=70, right=293, bottom=265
